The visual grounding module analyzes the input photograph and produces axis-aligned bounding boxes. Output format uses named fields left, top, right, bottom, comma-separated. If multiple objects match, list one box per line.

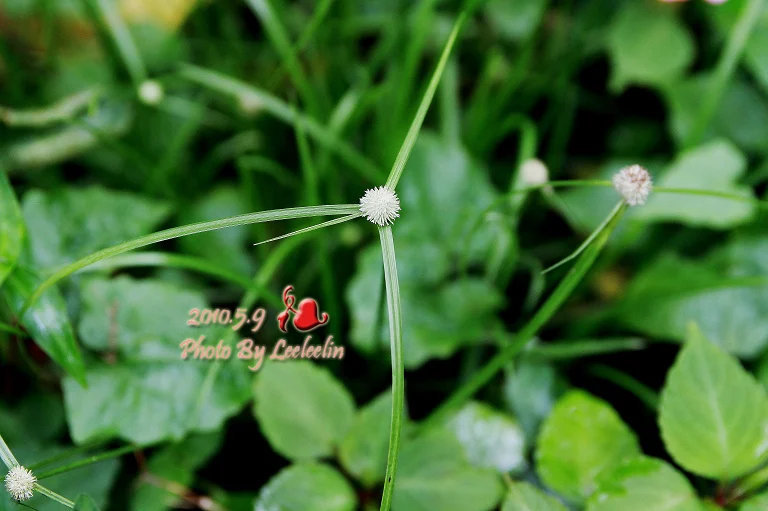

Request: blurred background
left=1, top=0, right=768, bottom=509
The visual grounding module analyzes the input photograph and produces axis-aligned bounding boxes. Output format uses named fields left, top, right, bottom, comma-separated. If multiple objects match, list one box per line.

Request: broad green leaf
left=484, top=0, right=547, bottom=41
left=665, top=75, right=768, bottom=153
left=64, top=276, right=251, bottom=444
left=131, top=432, right=222, bottom=511
left=535, top=390, right=640, bottom=503
left=0, top=171, right=23, bottom=287
left=74, top=494, right=100, bottom=511
left=635, top=140, right=755, bottom=229
left=616, top=255, right=768, bottom=357
left=2, top=262, right=87, bottom=385
left=253, top=463, right=357, bottom=511
left=607, top=2, right=694, bottom=90
left=741, top=492, right=768, bottom=511
left=501, top=482, right=567, bottom=511
left=21, top=185, right=170, bottom=269
left=177, top=185, right=253, bottom=276
left=338, top=392, right=393, bottom=487
left=444, top=401, right=526, bottom=474
left=504, top=361, right=563, bottom=443
left=587, top=456, right=702, bottom=511
left=392, top=430, right=503, bottom=511
left=659, top=324, right=768, bottom=480
left=253, top=360, right=355, bottom=460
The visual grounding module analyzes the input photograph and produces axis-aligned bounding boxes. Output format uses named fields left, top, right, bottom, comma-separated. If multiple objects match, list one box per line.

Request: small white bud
left=238, top=93, right=263, bottom=116
left=520, top=158, right=549, bottom=186
left=138, top=80, right=164, bottom=105
left=612, top=164, right=652, bottom=206
left=5, top=466, right=36, bottom=501
left=359, top=186, right=400, bottom=226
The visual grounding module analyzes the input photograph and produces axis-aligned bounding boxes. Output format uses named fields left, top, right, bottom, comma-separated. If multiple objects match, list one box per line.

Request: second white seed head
left=613, top=164, right=652, bottom=206
left=359, top=186, right=401, bottom=226
left=5, top=466, right=36, bottom=501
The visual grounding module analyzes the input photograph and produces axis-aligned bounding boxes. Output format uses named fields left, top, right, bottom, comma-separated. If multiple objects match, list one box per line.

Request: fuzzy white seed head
left=138, top=80, right=164, bottom=105
left=359, top=186, right=400, bottom=226
left=520, top=158, right=549, bottom=186
left=5, top=466, right=36, bottom=501
left=613, top=164, right=652, bottom=206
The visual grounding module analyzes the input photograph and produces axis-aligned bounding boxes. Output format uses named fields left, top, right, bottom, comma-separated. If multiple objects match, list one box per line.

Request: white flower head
left=520, top=158, right=549, bottom=186
left=359, top=186, right=400, bottom=226
left=138, top=80, right=164, bottom=105
left=613, top=164, right=652, bottom=206
left=5, top=466, right=36, bottom=501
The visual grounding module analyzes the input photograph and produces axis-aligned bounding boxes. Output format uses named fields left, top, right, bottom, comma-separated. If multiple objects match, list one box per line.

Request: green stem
left=245, top=0, right=322, bottom=115
left=0, top=431, right=19, bottom=469
left=22, top=204, right=358, bottom=314
left=421, top=202, right=628, bottom=431
left=80, top=251, right=283, bottom=308
left=378, top=226, right=404, bottom=511
left=34, top=484, right=74, bottom=508
left=687, top=0, right=766, bottom=148
left=36, top=444, right=141, bottom=480
left=589, top=365, right=659, bottom=411
left=525, top=337, right=646, bottom=360
left=27, top=440, right=108, bottom=471
left=0, top=321, right=26, bottom=337
left=385, top=11, right=467, bottom=190
left=84, top=0, right=147, bottom=86
left=177, top=63, right=383, bottom=182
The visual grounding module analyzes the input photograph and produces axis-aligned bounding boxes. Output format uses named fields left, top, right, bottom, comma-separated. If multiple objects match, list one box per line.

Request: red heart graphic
left=292, top=298, right=329, bottom=332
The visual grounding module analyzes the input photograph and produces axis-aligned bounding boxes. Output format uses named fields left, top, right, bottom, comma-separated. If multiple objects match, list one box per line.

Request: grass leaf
left=384, top=11, right=468, bottom=190
left=378, top=225, right=405, bottom=511
left=178, top=63, right=383, bottom=182
left=23, top=204, right=359, bottom=314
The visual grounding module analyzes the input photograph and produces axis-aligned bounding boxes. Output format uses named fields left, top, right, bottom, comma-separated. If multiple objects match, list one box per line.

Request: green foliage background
left=2, top=0, right=768, bottom=510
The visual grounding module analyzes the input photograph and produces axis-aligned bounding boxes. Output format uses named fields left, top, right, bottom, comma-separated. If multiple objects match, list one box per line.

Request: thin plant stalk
left=23, top=204, right=358, bottom=313
left=385, top=11, right=467, bottom=190
left=36, top=444, right=141, bottom=480
left=378, top=226, right=405, bottom=511
left=687, top=0, right=766, bottom=148
left=421, top=202, right=628, bottom=432
left=80, top=251, right=284, bottom=308
left=245, top=0, right=322, bottom=115
left=253, top=213, right=362, bottom=246
left=34, top=484, right=75, bottom=508
left=0, top=432, right=19, bottom=468
left=589, top=365, right=659, bottom=411
left=177, top=63, right=383, bottom=182
left=542, top=200, right=624, bottom=274
left=83, top=0, right=147, bottom=86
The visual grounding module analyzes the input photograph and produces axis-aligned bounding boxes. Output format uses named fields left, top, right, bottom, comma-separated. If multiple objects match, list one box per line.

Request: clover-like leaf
left=607, top=2, right=694, bottom=90
left=339, top=392, right=394, bottom=487
left=64, top=276, right=251, bottom=444
left=587, top=456, right=702, bottom=511
left=501, top=482, right=567, bottom=511
left=253, top=360, right=355, bottom=460
left=393, top=430, right=503, bottom=511
left=536, top=390, right=640, bottom=503
left=253, top=463, right=357, bottom=511
left=444, top=401, right=526, bottom=474
left=659, top=323, right=768, bottom=480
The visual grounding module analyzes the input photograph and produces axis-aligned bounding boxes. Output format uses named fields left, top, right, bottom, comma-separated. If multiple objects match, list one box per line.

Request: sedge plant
left=6, top=0, right=768, bottom=509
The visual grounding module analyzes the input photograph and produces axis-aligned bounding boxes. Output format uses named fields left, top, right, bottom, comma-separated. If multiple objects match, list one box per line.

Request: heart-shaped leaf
left=536, top=390, right=640, bottom=503
left=659, top=323, right=768, bottom=480
left=253, top=360, right=355, bottom=460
